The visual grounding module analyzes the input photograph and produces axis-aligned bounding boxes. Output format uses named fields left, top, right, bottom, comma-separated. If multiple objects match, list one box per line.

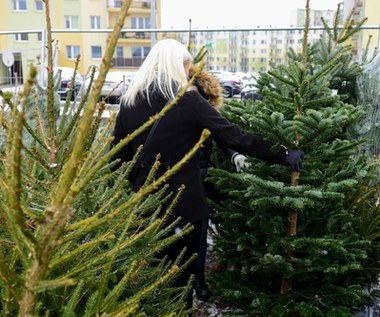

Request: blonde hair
left=122, top=39, right=193, bottom=107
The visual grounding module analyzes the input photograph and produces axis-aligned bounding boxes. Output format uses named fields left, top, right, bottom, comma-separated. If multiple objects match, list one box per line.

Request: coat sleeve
left=188, top=91, right=287, bottom=164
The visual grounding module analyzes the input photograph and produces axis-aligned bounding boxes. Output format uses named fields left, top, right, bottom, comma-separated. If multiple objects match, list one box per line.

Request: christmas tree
left=0, top=1, right=208, bottom=315
left=208, top=2, right=380, bottom=316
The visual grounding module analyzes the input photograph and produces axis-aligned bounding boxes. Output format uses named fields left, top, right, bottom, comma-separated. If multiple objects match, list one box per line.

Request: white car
left=54, top=67, right=83, bottom=101
left=82, top=69, right=136, bottom=104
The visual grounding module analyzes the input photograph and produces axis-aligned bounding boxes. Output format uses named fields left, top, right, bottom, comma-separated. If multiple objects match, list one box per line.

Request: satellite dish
left=2, top=51, right=14, bottom=67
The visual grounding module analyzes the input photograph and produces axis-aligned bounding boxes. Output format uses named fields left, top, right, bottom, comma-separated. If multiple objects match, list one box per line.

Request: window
left=35, top=0, right=43, bottom=11
left=260, top=58, right=266, bottom=63
left=13, top=0, right=27, bottom=10
left=261, top=49, right=266, bottom=54
left=66, top=45, right=80, bottom=59
left=15, top=33, right=29, bottom=41
left=116, top=46, right=124, bottom=58
left=260, top=40, right=267, bottom=45
left=91, top=46, right=102, bottom=59
left=37, top=32, right=42, bottom=41
left=65, top=16, right=79, bottom=29
left=132, top=46, right=150, bottom=58
left=131, top=17, right=151, bottom=29
left=90, top=16, right=101, bottom=29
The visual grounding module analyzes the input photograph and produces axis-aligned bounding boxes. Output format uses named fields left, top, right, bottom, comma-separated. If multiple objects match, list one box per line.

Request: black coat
left=110, top=90, right=287, bottom=225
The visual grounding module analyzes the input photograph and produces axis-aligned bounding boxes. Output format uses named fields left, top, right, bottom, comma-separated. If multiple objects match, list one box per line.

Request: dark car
left=220, top=78, right=243, bottom=98
left=241, top=83, right=262, bottom=102
left=55, top=67, right=83, bottom=101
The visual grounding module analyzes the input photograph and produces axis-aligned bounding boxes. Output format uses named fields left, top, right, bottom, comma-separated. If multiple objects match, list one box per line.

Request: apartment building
left=0, top=0, right=161, bottom=85
left=289, top=7, right=337, bottom=27
left=175, top=7, right=337, bottom=75
left=343, top=0, right=380, bottom=59
left=179, top=8, right=333, bottom=75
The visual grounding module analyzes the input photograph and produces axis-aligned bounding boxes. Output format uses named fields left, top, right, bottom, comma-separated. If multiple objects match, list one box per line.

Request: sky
left=160, top=0, right=342, bottom=29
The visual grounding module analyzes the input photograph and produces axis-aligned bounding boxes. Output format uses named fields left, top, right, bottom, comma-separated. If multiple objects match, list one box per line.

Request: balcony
left=107, top=0, right=151, bottom=10
left=118, top=31, right=151, bottom=42
left=112, top=57, right=145, bottom=68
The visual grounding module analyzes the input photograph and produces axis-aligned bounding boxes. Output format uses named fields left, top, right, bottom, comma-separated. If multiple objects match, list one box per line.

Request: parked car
left=82, top=70, right=135, bottom=104
left=208, top=71, right=244, bottom=98
left=241, top=83, right=262, bottom=102
left=220, top=77, right=243, bottom=98
left=55, top=67, right=83, bottom=101
left=100, top=71, right=130, bottom=104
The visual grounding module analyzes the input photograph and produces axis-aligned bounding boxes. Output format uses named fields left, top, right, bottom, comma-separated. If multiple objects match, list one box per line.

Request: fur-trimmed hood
left=189, top=64, right=224, bottom=110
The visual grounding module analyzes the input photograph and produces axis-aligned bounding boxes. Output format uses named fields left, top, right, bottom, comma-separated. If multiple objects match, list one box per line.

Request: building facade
left=343, top=0, right=380, bottom=60
left=0, top=0, right=161, bottom=85
left=178, top=7, right=334, bottom=76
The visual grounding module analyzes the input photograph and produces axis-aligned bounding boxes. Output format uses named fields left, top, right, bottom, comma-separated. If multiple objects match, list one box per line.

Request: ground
left=192, top=224, right=246, bottom=317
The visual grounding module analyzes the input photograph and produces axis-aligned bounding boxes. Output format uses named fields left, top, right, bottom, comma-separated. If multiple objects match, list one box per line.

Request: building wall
left=0, top=0, right=48, bottom=84
left=0, top=0, right=161, bottom=84
left=362, top=0, right=380, bottom=58
left=80, top=0, right=108, bottom=75
left=343, top=0, right=379, bottom=59
left=56, top=0, right=84, bottom=72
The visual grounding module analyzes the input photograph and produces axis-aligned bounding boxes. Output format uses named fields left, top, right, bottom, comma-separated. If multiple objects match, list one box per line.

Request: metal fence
left=1, top=25, right=379, bottom=87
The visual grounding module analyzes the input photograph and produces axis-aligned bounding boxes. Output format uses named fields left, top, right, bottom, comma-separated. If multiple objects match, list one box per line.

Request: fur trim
left=189, top=64, right=224, bottom=110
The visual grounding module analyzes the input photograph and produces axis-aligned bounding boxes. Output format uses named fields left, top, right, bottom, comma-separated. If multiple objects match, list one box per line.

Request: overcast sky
left=160, top=0, right=342, bottom=29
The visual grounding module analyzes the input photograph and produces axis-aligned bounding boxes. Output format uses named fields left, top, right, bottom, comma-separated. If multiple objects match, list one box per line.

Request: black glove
left=285, top=149, right=304, bottom=172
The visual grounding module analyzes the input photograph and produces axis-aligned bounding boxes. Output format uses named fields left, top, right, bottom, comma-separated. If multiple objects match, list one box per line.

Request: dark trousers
left=162, top=220, right=203, bottom=314
left=195, top=217, right=209, bottom=280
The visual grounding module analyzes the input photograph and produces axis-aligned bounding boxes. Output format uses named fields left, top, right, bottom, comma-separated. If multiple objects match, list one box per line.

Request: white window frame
left=35, top=0, right=43, bottom=11
left=132, top=46, right=150, bottom=58
left=13, top=0, right=27, bottom=11
left=65, top=16, right=79, bottom=29
left=91, top=46, right=102, bottom=59
left=15, top=33, right=29, bottom=41
left=90, top=16, right=101, bottom=29
left=66, top=45, right=80, bottom=60
left=116, top=46, right=124, bottom=58
left=131, top=17, right=151, bottom=29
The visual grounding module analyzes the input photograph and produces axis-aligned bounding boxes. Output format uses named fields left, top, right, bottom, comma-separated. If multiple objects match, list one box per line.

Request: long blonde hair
left=121, top=39, right=193, bottom=107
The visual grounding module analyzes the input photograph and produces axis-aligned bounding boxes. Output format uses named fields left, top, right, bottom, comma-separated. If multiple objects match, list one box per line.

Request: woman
left=110, top=38, right=303, bottom=313
left=189, top=63, right=249, bottom=302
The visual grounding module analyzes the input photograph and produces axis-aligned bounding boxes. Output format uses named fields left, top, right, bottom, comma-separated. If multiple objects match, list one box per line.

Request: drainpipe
left=39, top=27, right=47, bottom=88
left=150, top=0, right=156, bottom=46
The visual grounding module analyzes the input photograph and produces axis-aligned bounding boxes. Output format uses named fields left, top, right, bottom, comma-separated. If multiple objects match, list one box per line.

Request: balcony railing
left=119, top=31, right=150, bottom=40
left=107, top=0, right=151, bottom=9
left=112, top=57, right=145, bottom=68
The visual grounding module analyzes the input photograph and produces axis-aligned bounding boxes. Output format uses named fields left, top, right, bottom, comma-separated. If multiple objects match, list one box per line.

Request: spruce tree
left=208, top=2, right=380, bottom=316
left=0, top=1, right=209, bottom=316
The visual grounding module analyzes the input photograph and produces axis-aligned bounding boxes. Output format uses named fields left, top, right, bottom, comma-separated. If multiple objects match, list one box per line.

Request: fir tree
left=208, top=2, right=379, bottom=316
left=0, top=1, right=209, bottom=316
